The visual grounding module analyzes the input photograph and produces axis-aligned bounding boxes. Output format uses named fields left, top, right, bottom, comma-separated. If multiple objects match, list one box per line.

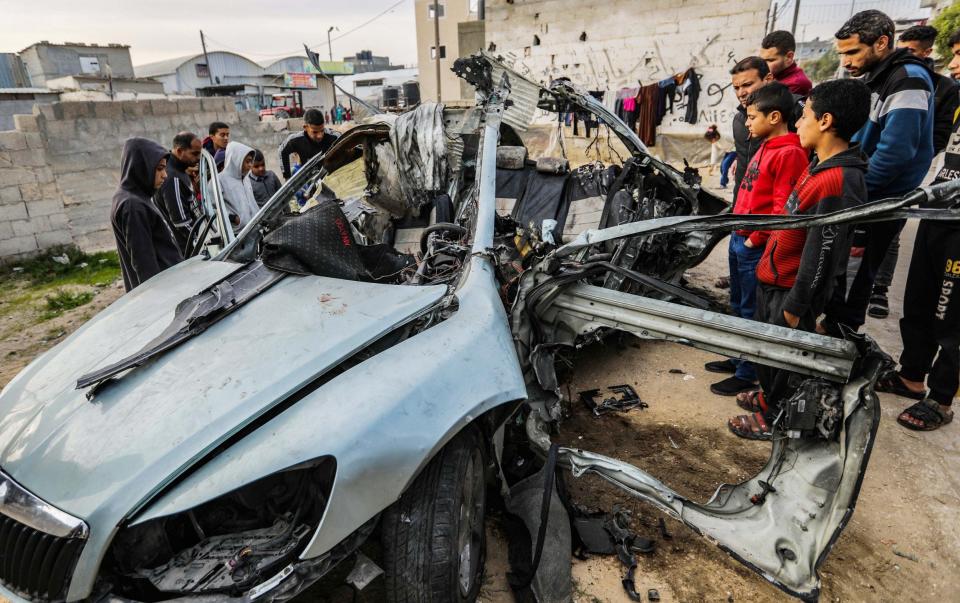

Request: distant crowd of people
left=110, top=107, right=340, bottom=290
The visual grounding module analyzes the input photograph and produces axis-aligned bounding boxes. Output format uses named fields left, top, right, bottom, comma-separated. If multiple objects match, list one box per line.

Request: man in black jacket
left=278, top=108, right=340, bottom=179
left=156, top=132, right=202, bottom=253
left=111, top=138, right=182, bottom=292
left=729, top=57, right=774, bottom=208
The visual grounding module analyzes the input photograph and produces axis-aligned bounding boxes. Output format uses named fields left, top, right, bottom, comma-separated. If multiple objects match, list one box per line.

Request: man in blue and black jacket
left=821, top=9, right=936, bottom=335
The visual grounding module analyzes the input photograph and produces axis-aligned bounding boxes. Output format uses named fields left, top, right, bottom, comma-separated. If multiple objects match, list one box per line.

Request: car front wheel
left=382, top=427, right=488, bottom=603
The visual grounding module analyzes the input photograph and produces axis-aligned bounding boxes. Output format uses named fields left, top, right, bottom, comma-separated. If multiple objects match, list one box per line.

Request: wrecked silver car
left=0, top=53, right=958, bottom=603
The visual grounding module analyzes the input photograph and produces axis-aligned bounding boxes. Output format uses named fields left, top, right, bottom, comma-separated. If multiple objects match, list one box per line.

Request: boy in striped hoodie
left=728, top=79, right=872, bottom=440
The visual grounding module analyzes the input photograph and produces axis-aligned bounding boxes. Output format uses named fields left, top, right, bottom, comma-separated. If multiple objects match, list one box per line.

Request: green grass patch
left=0, top=245, right=120, bottom=290
left=40, top=289, right=95, bottom=321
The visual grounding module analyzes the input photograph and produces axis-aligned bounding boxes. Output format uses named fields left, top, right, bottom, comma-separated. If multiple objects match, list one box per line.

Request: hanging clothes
left=683, top=67, right=701, bottom=124
left=635, top=83, right=660, bottom=147
left=657, top=78, right=676, bottom=123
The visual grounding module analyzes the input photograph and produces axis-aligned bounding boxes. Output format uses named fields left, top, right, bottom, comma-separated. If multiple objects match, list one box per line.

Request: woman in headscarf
left=218, top=140, right=260, bottom=232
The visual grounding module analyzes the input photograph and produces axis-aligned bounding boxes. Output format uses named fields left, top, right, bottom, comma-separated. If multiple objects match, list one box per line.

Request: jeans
left=719, top=151, right=737, bottom=188
left=728, top=233, right=764, bottom=381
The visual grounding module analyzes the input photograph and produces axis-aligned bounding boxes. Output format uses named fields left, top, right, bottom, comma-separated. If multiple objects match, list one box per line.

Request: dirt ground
left=1, top=128, right=957, bottom=603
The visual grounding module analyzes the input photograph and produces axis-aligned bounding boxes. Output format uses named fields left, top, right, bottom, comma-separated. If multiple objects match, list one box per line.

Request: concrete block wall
left=484, top=0, right=769, bottom=138
left=0, top=98, right=297, bottom=262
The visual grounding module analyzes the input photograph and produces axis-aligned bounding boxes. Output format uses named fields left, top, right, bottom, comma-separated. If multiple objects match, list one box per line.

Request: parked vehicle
left=0, top=53, right=956, bottom=603
left=259, top=91, right=305, bottom=120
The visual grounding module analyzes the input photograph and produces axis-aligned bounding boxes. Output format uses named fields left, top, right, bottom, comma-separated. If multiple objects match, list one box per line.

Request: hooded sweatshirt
left=853, top=48, right=935, bottom=200
left=111, top=137, right=182, bottom=292
left=250, top=170, right=282, bottom=207
left=734, top=132, right=809, bottom=247
left=757, top=145, right=869, bottom=317
left=218, top=141, right=260, bottom=231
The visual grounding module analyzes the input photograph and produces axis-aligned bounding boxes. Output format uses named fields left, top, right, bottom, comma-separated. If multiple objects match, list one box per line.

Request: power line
left=202, top=0, right=409, bottom=61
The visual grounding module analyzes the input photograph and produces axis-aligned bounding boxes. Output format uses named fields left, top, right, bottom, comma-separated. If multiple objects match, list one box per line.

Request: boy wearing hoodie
left=249, top=150, right=282, bottom=208
left=218, top=141, right=260, bottom=232
left=708, top=82, right=809, bottom=397
left=728, top=79, right=871, bottom=440
left=111, top=137, right=182, bottom=292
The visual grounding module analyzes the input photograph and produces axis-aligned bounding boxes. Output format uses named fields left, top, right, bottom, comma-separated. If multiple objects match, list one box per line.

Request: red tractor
left=259, top=91, right=305, bottom=120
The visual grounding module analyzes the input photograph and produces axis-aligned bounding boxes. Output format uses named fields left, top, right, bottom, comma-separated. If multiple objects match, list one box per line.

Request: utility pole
left=764, top=5, right=771, bottom=35
left=770, top=2, right=778, bottom=32
left=433, top=0, right=441, bottom=102
left=199, top=30, right=214, bottom=87
left=791, top=0, right=801, bottom=36
left=849, top=0, right=856, bottom=17
left=327, top=26, right=336, bottom=62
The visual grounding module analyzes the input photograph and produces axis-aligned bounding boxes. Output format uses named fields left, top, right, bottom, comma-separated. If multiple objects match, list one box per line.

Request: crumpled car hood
left=0, top=258, right=445, bottom=521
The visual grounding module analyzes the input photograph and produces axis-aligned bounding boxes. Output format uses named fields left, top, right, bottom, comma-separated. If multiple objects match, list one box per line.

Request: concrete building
left=135, top=51, right=351, bottom=111
left=0, top=88, right=58, bottom=130
left=45, top=75, right=165, bottom=96
left=343, top=50, right=402, bottom=73
left=18, top=42, right=135, bottom=86
left=337, top=68, right=420, bottom=109
left=414, top=0, right=483, bottom=102
left=797, top=38, right=833, bottom=62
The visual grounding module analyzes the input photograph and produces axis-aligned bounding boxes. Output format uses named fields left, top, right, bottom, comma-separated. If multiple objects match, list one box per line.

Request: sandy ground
left=1, top=127, right=956, bottom=602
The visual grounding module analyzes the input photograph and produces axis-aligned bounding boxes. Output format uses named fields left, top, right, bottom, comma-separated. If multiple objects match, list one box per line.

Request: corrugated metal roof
left=0, top=53, right=31, bottom=88
left=135, top=54, right=199, bottom=77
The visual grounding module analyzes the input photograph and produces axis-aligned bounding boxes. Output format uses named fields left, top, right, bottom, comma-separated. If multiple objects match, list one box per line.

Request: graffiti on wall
left=504, top=29, right=750, bottom=129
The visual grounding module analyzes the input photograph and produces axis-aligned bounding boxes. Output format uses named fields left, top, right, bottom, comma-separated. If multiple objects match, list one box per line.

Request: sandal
left=727, top=412, right=772, bottom=441
left=875, top=371, right=926, bottom=400
left=897, top=399, right=954, bottom=431
left=736, top=389, right=766, bottom=413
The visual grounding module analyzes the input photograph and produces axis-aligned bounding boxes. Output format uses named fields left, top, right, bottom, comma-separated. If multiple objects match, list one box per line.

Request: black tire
left=382, top=427, right=488, bottom=603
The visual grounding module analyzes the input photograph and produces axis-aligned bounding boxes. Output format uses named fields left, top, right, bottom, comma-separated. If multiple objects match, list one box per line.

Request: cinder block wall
left=0, top=98, right=298, bottom=262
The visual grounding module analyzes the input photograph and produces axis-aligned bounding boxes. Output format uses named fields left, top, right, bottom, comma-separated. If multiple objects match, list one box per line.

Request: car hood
left=0, top=258, right=445, bottom=520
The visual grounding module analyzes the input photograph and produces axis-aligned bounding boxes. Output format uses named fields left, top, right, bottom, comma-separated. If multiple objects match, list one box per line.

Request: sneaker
left=867, top=295, right=889, bottom=319
left=704, top=359, right=737, bottom=374
left=710, top=376, right=758, bottom=396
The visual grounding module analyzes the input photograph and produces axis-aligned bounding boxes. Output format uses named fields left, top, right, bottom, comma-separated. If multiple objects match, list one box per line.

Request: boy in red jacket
left=728, top=79, right=871, bottom=440
left=708, top=83, right=809, bottom=396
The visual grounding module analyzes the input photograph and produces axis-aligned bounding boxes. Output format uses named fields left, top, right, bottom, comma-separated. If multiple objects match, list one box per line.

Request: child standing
left=249, top=150, right=282, bottom=208
left=707, top=83, right=809, bottom=397
left=728, top=78, right=871, bottom=439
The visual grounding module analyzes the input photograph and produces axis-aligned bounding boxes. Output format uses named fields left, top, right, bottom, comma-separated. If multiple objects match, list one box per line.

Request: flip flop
left=875, top=371, right=926, bottom=400
left=897, top=399, right=954, bottom=431
left=727, top=412, right=772, bottom=441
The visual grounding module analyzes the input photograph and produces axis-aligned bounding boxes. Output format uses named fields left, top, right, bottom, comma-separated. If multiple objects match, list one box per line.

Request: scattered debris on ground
left=579, top=385, right=648, bottom=416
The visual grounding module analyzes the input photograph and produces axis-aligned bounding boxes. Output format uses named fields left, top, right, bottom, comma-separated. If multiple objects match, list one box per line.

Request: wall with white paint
left=484, top=0, right=769, bottom=143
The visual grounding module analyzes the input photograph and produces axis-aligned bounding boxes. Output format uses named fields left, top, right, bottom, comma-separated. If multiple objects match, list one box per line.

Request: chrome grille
left=0, top=471, right=87, bottom=601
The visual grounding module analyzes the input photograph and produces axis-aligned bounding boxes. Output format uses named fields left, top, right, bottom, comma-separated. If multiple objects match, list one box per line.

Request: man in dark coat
left=156, top=131, right=202, bottom=253
left=111, top=138, right=183, bottom=291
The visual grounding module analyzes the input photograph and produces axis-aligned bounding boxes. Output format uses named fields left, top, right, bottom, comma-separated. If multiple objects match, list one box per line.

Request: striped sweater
left=854, top=48, right=935, bottom=200
left=757, top=146, right=869, bottom=317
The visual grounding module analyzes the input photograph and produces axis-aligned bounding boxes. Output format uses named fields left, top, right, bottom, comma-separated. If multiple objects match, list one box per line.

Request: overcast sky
left=0, top=0, right=418, bottom=67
